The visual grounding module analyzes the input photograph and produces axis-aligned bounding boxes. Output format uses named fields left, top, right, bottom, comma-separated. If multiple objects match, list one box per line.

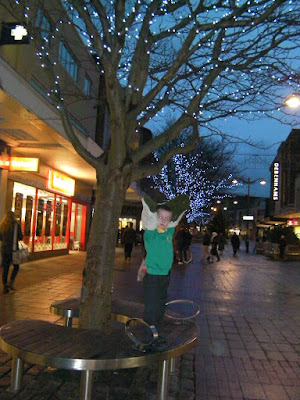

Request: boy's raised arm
left=141, top=198, right=157, bottom=231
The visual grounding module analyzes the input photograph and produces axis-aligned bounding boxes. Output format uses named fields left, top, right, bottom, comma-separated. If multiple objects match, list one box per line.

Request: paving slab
left=0, top=242, right=300, bottom=399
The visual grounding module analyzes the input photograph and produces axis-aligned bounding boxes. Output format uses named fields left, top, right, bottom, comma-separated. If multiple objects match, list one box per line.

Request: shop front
left=11, top=176, right=88, bottom=259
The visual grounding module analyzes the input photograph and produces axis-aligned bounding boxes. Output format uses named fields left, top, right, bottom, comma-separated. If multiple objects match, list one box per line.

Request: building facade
left=269, top=129, right=300, bottom=238
left=0, top=2, right=102, bottom=258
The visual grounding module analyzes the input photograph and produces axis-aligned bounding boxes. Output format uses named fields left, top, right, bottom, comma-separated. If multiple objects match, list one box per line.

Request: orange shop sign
left=10, top=157, right=39, bottom=171
left=47, top=170, right=75, bottom=197
left=0, top=155, right=39, bottom=171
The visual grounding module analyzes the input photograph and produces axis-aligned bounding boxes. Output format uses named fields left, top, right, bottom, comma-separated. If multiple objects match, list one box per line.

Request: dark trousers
left=143, top=273, right=170, bottom=331
left=2, top=254, right=19, bottom=285
left=124, top=243, right=133, bottom=259
left=211, top=248, right=220, bottom=261
left=245, top=240, right=249, bottom=253
left=178, top=245, right=188, bottom=262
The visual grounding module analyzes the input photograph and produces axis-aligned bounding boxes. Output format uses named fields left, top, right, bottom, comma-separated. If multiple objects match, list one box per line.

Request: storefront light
left=10, top=157, right=39, bottom=172
left=47, top=170, right=75, bottom=197
left=288, top=219, right=299, bottom=226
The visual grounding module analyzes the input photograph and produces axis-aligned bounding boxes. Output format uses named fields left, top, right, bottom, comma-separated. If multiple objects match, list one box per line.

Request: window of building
left=69, top=203, right=87, bottom=250
left=35, top=189, right=54, bottom=251
left=84, top=75, right=91, bottom=96
left=12, top=182, right=36, bottom=252
left=11, top=182, right=73, bottom=253
left=59, top=41, right=79, bottom=83
left=53, top=196, right=69, bottom=250
left=36, top=8, right=52, bottom=43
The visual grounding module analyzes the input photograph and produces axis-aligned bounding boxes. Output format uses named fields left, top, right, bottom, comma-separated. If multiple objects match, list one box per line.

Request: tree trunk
left=79, top=172, right=130, bottom=330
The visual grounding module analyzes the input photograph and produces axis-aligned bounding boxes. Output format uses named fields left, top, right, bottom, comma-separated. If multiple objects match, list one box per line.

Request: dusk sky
left=222, top=114, right=299, bottom=198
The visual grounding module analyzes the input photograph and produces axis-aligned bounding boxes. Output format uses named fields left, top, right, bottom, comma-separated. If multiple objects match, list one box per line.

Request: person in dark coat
left=210, top=232, right=220, bottom=262
left=244, top=233, right=249, bottom=253
left=0, top=211, right=23, bottom=294
left=231, top=232, right=240, bottom=256
left=278, top=235, right=287, bottom=260
left=123, top=222, right=136, bottom=263
left=175, top=227, right=192, bottom=264
left=175, top=227, right=185, bottom=264
left=218, top=232, right=225, bottom=255
left=202, top=229, right=211, bottom=262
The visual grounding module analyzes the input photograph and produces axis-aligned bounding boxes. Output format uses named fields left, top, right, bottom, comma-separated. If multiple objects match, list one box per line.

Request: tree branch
left=132, top=122, right=199, bottom=180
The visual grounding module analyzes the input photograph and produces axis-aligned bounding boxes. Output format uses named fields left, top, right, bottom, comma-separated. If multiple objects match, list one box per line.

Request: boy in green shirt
left=142, top=199, right=185, bottom=351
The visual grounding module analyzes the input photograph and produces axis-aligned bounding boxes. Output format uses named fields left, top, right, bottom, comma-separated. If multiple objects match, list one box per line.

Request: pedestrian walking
left=202, top=229, right=211, bottom=262
left=278, top=235, right=287, bottom=260
left=231, top=232, right=240, bottom=256
left=175, top=226, right=192, bottom=264
left=0, top=211, right=23, bottom=294
left=123, top=222, right=136, bottom=263
left=244, top=233, right=249, bottom=253
left=218, top=232, right=225, bottom=255
left=210, top=232, right=220, bottom=262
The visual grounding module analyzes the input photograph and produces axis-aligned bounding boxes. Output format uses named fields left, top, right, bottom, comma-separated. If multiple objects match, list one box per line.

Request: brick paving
left=0, top=242, right=299, bottom=399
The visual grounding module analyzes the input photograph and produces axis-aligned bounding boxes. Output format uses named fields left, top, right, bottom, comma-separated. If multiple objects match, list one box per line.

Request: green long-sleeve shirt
left=144, top=227, right=175, bottom=275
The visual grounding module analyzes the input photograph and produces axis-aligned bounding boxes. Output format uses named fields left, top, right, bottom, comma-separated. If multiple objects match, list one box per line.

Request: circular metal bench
left=0, top=316, right=198, bottom=400
left=50, top=298, right=144, bottom=326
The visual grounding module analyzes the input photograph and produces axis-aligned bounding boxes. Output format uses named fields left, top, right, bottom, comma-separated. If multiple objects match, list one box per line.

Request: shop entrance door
left=69, top=202, right=86, bottom=250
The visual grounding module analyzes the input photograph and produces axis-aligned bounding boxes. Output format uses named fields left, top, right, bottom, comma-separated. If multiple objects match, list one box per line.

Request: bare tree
left=2, top=0, right=299, bottom=329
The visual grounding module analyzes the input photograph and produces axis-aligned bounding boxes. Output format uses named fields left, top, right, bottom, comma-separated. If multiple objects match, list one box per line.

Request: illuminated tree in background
left=151, top=131, right=237, bottom=223
left=2, top=0, right=299, bottom=329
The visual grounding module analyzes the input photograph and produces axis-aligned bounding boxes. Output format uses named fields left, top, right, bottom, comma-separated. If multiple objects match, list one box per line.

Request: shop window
left=35, top=189, right=54, bottom=251
left=12, top=182, right=36, bottom=252
left=53, top=197, right=69, bottom=250
left=11, top=182, right=84, bottom=254
left=69, top=203, right=86, bottom=250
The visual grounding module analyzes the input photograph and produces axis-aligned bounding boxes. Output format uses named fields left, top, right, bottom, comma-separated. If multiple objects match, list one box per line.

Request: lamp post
left=285, top=94, right=300, bottom=109
left=232, top=177, right=266, bottom=253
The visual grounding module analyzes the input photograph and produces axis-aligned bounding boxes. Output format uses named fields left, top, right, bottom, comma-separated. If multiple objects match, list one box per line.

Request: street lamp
left=285, top=94, right=300, bottom=109
left=232, top=177, right=267, bottom=253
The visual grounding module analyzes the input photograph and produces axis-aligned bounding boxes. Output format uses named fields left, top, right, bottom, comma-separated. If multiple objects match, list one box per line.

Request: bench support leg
left=157, top=360, right=169, bottom=400
left=64, top=316, right=73, bottom=327
left=80, top=370, right=93, bottom=400
left=10, top=357, right=24, bottom=392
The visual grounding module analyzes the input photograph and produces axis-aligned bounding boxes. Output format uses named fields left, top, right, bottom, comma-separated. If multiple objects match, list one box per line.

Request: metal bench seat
left=50, top=298, right=144, bottom=326
left=0, top=306, right=198, bottom=400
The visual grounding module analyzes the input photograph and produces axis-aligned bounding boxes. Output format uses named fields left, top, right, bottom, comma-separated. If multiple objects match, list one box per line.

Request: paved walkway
left=0, top=243, right=299, bottom=400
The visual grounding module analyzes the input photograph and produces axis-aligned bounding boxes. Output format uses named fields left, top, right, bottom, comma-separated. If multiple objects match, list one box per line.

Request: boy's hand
left=168, top=210, right=186, bottom=228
